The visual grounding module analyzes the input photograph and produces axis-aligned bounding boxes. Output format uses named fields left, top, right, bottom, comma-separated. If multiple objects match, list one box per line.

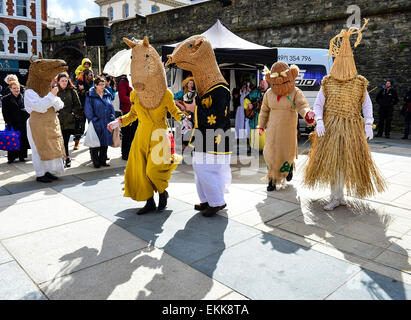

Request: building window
left=151, top=5, right=159, bottom=13
left=17, top=30, right=28, bottom=53
left=0, top=1, right=3, bottom=14
left=0, top=29, right=4, bottom=52
left=16, top=0, right=27, bottom=17
left=123, top=4, right=129, bottom=18
left=108, top=7, right=113, bottom=21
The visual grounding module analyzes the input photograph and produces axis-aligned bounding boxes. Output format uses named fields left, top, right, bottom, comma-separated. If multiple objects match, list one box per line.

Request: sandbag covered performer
left=165, top=35, right=233, bottom=217
left=257, top=62, right=314, bottom=191
left=304, top=19, right=386, bottom=210
left=108, top=37, right=186, bottom=214
left=24, top=54, right=68, bottom=183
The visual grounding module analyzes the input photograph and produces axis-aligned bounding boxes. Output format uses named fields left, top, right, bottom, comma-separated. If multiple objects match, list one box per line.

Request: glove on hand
left=365, top=124, right=373, bottom=140
left=316, top=120, right=325, bottom=137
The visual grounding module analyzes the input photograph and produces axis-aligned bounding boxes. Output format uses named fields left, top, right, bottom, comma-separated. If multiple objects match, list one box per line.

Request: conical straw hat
left=329, top=19, right=368, bottom=81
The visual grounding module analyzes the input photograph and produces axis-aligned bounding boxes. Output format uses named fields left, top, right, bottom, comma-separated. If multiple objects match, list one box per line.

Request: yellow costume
left=121, top=89, right=183, bottom=201
left=74, top=58, right=92, bottom=79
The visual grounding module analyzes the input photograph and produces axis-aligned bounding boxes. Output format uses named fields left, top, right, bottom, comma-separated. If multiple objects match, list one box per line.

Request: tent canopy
left=161, top=20, right=276, bottom=67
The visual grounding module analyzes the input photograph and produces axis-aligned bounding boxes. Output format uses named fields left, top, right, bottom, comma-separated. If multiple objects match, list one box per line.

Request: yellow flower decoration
left=225, top=107, right=228, bottom=116
left=215, top=134, right=222, bottom=144
left=207, top=114, right=217, bottom=125
left=202, top=95, right=213, bottom=109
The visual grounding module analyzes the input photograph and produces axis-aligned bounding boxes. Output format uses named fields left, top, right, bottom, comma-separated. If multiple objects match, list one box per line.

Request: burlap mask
left=26, top=53, right=68, bottom=98
left=264, top=62, right=299, bottom=96
left=124, top=36, right=167, bottom=110
left=165, top=35, right=227, bottom=97
left=329, top=19, right=368, bottom=81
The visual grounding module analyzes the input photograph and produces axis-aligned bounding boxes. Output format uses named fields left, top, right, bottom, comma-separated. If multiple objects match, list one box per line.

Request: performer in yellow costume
left=304, top=19, right=386, bottom=210
left=108, top=37, right=185, bottom=214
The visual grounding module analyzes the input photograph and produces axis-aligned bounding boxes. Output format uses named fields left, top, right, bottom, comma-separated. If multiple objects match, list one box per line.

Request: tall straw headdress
left=329, top=18, right=368, bottom=81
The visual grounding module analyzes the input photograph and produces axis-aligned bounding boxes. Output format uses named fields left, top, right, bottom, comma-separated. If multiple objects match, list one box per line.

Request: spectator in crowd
left=84, top=76, right=115, bottom=168
left=400, top=88, right=411, bottom=140
left=56, top=72, right=82, bottom=167
left=117, top=74, right=136, bottom=160
left=376, top=78, right=399, bottom=138
left=74, top=68, right=94, bottom=150
left=2, top=74, right=25, bottom=96
left=1, top=80, right=30, bottom=163
left=174, top=76, right=196, bottom=111
left=74, top=58, right=92, bottom=82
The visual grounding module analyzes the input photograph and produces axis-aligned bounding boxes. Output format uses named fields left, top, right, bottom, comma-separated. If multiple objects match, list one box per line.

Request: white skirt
left=26, top=120, right=65, bottom=177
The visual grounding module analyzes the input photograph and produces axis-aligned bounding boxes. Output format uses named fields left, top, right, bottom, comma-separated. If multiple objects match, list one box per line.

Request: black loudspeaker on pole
left=84, top=26, right=112, bottom=47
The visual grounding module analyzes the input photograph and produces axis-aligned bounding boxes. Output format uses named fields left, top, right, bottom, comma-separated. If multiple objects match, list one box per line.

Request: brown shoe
left=73, top=139, right=80, bottom=150
left=194, top=202, right=209, bottom=211
left=201, top=204, right=227, bottom=217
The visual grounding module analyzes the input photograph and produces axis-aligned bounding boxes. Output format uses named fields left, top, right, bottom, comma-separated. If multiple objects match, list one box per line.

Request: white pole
left=98, top=46, right=101, bottom=75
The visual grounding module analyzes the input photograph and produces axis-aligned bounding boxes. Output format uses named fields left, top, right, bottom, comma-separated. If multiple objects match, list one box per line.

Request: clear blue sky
left=48, top=0, right=100, bottom=22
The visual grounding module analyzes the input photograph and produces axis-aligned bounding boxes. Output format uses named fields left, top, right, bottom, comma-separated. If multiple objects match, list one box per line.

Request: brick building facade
left=0, top=0, right=47, bottom=87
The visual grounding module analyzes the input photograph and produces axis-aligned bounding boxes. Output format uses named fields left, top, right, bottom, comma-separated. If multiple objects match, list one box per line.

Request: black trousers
left=90, top=146, right=108, bottom=166
left=62, top=129, right=75, bottom=158
left=121, top=121, right=138, bottom=160
left=74, top=116, right=86, bottom=141
left=377, top=107, right=393, bottom=137
left=8, top=148, right=28, bottom=162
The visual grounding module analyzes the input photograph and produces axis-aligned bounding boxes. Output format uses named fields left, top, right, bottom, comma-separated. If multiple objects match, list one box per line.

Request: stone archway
left=53, top=47, right=84, bottom=81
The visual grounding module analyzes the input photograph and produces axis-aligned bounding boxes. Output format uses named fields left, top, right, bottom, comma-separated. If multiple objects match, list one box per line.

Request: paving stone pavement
left=1, top=132, right=411, bottom=300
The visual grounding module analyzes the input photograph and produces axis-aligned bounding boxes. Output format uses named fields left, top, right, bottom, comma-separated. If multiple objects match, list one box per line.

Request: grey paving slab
left=40, top=247, right=232, bottom=300
left=126, top=210, right=261, bottom=265
left=191, top=233, right=361, bottom=300
left=2, top=174, right=84, bottom=195
left=0, top=262, right=46, bottom=300
left=0, top=187, right=59, bottom=209
left=2, top=216, right=148, bottom=283
left=84, top=195, right=194, bottom=229
left=52, top=176, right=125, bottom=204
left=327, top=269, right=411, bottom=300
left=73, top=166, right=126, bottom=182
left=0, top=187, right=10, bottom=196
left=0, top=243, right=13, bottom=265
left=0, top=193, right=97, bottom=240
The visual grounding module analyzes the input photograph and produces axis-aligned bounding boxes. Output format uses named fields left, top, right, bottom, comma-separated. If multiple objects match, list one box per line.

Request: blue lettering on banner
left=0, top=59, right=19, bottom=72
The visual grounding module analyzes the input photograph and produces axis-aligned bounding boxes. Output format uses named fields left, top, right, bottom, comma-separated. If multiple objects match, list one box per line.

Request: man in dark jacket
left=376, top=78, right=399, bottom=138
left=74, top=68, right=94, bottom=149
left=401, top=88, right=411, bottom=139
left=117, top=74, right=137, bottom=160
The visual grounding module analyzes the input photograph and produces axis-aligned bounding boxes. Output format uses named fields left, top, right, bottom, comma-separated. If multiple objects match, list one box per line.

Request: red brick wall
left=31, top=38, right=37, bottom=54
left=6, top=0, right=14, bottom=15
left=8, top=37, right=15, bottom=53
left=0, top=18, right=37, bottom=36
left=42, top=0, right=47, bottom=22
left=30, top=2, right=36, bottom=19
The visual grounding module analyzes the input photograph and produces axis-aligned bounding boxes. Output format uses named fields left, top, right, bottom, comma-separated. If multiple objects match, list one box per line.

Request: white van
left=276, top=47, right=333, bottom=133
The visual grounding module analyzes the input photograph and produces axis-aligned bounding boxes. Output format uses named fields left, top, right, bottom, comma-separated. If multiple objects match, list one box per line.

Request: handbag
left=83, top=121, right=101, bottom=148
left=0, top=125, right=21, bottom=151
left=111, top=126, right=121, bottom=148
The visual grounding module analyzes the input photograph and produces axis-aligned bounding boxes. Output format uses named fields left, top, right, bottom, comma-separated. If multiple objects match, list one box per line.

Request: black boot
left=158, top=190, right=169, bottom=211
left=286, top=164, right=294, bottom=182
left=267, top=180, right=275, bottom=191
left=45, top=172, right=58, bottom=180
left=137, top=197, right=156, bottom=215
left=36, top=175, right=52, bottom=183
left=194, top=202, right=209, bottom=211
left=247, top=138, right=251, bottom=156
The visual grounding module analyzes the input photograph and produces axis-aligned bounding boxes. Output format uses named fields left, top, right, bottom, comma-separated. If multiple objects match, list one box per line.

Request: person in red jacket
left=117, top=74, right=137, bottom=160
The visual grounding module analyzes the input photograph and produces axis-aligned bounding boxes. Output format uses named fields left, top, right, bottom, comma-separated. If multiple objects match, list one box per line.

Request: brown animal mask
left=165, top=35, right=227, bottom=97
left=264, top=62, right=299, bottom=96
left=124, top=36, right=167, bottom=110
left=26, top=54, right=68, bottom=98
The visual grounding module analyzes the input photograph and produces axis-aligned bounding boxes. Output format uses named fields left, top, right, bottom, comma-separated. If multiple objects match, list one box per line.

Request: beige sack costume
left=304, top=19, right=386, bottom=210
left=24, top=56, right=68, bottom=178
left=258, top=62, right=311, bottom=188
